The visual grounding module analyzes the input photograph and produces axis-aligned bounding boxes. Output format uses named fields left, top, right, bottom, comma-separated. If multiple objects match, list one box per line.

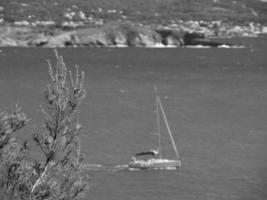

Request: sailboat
left=128, top=93, right=181, bottom=170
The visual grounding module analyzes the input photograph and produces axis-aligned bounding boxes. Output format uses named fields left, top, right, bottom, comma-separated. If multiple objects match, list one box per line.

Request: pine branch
left=31, top=49, right=88, bottom=199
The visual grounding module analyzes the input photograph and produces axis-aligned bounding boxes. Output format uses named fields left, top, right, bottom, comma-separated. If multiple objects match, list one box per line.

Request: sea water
left=0, top=37, right=266, bottom=200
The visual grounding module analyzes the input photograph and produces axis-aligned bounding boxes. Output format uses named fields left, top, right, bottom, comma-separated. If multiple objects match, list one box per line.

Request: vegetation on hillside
left=0, top=50, right=89, bottom=200
left=0, top=0, right=267, bottom=25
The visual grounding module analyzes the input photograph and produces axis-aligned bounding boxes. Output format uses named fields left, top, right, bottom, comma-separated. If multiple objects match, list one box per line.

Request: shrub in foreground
left=0, top=50, right=89, bottom=200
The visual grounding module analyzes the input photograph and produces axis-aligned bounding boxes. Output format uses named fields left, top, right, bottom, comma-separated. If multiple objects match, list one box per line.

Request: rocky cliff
left=0, top=21, right=266, bottom=48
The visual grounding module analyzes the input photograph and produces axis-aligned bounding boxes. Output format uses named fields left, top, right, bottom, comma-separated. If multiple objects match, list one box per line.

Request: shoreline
left=0, top=20, right=266, bottom=48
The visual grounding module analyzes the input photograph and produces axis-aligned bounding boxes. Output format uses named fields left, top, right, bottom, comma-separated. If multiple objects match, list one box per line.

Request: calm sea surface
left=0, top=37, right=266, bottom=200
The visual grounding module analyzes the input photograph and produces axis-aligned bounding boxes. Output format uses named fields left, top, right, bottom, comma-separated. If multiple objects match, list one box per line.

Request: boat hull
left=128, top=159, right=181, bottom=170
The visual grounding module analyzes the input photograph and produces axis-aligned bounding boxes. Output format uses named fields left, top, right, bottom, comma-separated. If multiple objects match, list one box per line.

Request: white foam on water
left=112, top=43, right=178, bottom=48
left=113, top=164, right=129, bottom=171
left=114, top=164, right=129, bottom=168
left=218, top=44, right=246, bottom=48
left=82, top=163, right=105, bottom=171
left=82, top=163, right=132, bottom=172
left=81, top=163, right=178, bottom=172
left=128, top=167, right=141, bottom=171
left=112, top=44, right=128, bottom=48
left=95, top=43, right=246, bottom=49
left=127, top=166, right=178, bottom=171
left=186, top=44, right=246, bottom=49
left=151, top=43, right=177, bottom=48
left=186, top=45, right=211, bottom=48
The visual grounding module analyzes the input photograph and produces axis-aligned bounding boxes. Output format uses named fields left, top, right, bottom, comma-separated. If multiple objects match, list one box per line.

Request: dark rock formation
left=156, top=29, right=184, bottom=46
left=103, top=21, right=161, bottom=47
left=183, top=32, right=232, bottom=47
left=28, top=33, right=50, bottom=46
left=183, top=32, right=205, bottom=45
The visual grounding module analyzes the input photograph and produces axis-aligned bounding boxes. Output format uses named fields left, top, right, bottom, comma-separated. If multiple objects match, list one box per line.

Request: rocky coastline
left=0, top=20, right=266, bottom=48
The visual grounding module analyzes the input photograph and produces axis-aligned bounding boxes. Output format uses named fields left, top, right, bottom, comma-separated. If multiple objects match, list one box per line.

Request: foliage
left=0, top=106, right=30, bottom=200
left=0, top=50, right=88, bottom=200
left=1, top=0, right=267, bottom=24
left=0, top=105, right=28, bottom=150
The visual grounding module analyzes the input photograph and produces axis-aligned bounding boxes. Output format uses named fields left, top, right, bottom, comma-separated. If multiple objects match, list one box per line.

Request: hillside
left=1, top=0, right=267, bottom=47
left=1, top=0, right=267, bottom=26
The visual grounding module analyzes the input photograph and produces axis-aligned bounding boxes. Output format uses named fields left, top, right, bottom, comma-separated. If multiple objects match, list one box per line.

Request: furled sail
left=134, top=150, right=159, bottom=157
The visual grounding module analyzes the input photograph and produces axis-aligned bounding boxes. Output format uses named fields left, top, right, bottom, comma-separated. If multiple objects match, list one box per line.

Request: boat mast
left=156, top=97, right=162, bottom=159
left=157, top=96, right=180, bottom=161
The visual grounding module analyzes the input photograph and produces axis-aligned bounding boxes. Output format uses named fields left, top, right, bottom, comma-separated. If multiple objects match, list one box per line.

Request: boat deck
left=129, top=158, right=181, bottom=170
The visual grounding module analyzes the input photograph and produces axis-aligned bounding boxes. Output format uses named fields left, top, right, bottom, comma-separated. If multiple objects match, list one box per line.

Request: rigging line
left=157, top=96, right=180, bottom=160
left=154, top=85, right=162, bottom=159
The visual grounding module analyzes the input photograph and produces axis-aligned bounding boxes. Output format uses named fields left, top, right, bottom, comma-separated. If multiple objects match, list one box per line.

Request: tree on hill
left=0, top=50, right=89, bottom=200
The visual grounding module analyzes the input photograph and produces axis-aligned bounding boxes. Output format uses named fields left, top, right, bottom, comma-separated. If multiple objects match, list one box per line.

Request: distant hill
left=1, top=0, right=267, bottom=25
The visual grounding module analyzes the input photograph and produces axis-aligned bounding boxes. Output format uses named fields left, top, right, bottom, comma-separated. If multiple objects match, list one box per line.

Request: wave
left=186, top=44, right=246, bottom=49
left=108, top=44, right=246, bottom=49
left=81, top=163, right=179, bottom=172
